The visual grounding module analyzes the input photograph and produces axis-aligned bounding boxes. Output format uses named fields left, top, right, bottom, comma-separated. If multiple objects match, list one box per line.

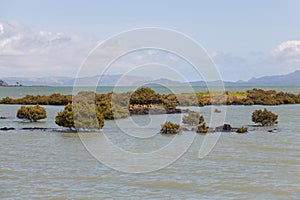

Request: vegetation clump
left=160, top=121, right=180, bottom=134
left=97, top=100, right=129, bottom=120
left=55, top=103, right=74, bottom=128
left=55, top=103, right=105, bottom=130
left=129, top=87, right=163, bottom=105
left=181, top=111, right=208, bottom=133
left=17, top=105, right=47, bottom=122
left=182, top=111, right=201, bottom=125
left=236, top=126, right=248, bottom=133
left=1, top=88, right=300, bottom=107
left=196, top=115, right=208, bottom=134
left=252, top=108, right=278, bottom=126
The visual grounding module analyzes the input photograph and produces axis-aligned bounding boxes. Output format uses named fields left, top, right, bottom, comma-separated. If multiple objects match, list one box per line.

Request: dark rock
left=223, top=124, right=232, bottom=131
left=216, top=124, right=232, bottom=132
left=0, top=116, right=7, bottom=119
left=214, top=124, right=245, bottom=132
left=214, top=109, right=221, bottom=113
left=268, top=129, right=277, bottom=133
left=0, top=127, right=15, bottom=131
left=21, top=127, right=47, bottom=131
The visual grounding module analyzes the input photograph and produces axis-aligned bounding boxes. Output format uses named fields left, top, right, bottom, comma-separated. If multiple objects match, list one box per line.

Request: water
left=1, top=103, right=300, bottom=199
left=1, top=86, right=300, bottom=98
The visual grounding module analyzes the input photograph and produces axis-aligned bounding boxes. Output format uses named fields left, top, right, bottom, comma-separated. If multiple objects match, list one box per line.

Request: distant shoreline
left=0, top=88, right=299, bottom=107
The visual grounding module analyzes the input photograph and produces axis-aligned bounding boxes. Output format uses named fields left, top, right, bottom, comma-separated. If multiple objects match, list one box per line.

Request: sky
left=0, top=0, right=300, bottom=81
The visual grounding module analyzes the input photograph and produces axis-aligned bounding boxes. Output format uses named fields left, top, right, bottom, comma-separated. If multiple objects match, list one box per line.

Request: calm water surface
left=1, top=103, right=300, bottom=199
left=1, top=86, right=300, bottom=98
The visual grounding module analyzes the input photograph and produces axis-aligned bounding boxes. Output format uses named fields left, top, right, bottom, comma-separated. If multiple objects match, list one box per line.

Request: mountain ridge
left=1, top=70, right=299, bottom=86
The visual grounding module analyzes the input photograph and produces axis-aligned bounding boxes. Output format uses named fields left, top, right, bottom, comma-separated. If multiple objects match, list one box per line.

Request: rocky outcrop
left=0, top=127, right=15, bottom=131
left=215, top=124, right=247, bottom=133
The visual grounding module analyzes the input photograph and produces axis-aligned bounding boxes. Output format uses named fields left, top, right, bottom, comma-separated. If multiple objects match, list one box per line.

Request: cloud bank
left=0, top=21, right=97, bottom=77
left=271, top=40, right=300, bottom=62
left=212, top=40, right=300, bottom=81
left=0, top=21, right=299, bottom=81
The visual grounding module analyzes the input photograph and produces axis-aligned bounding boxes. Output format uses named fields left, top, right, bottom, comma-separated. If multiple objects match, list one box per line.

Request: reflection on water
left=1, top=104, right=300, bottom=199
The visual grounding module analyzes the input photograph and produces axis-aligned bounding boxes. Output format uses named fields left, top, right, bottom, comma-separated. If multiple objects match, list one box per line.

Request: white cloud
left=271, top=40, right=300, bottom=62
left=211, top=41, right=300, bottom=81
left=0, top=24, right=4, bottom=34
left=0, top=21, right=97, bottom=77
left=1, top=21, right=299, bottom=81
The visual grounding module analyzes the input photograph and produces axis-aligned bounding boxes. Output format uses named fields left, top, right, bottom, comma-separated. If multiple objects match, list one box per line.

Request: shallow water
left=1, top=86, right=300, bottom=98
left=1, top=104, right=300, bottom=199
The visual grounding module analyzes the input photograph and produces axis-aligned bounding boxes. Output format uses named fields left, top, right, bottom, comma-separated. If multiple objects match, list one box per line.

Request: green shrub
left=236, top=126, right=247, bottom=133
left=0, top=97, right=13, bottom=104
left=130, top=87, right=163, bottom=105
left=55, top=103, right=105, bottom=130
left=182, top=111, right=201, bottom=125
left=196, top=123, right=208, bottom=134
left=252, top=108, right=278, bottom=126
left=55, top=103, right=74, bottom=128
left=97, top=100, right=129, bottom=120
left=196, top=115, right=208, bottom=133
left=160, top=121, right=180, bottom=134
left=17, top=105, right=47, bottom=122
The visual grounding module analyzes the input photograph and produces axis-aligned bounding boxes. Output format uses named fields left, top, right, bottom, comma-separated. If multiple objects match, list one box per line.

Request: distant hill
left=245, top=70, right=300, bottom=86
left=2, top=75, right=153, bottom=86
left=189, top=70, right=300, bottom=86
left=1, top=70, right=299, bottom=86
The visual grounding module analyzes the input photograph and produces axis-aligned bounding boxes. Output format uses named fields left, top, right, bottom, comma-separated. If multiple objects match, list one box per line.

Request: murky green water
left=1, top=86, right=300, bottom=98
left=1, top=103, right=300, bottom=199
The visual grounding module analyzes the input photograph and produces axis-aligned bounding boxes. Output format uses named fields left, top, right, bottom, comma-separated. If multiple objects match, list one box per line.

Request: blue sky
left=0, top=0, right=300, bottom=81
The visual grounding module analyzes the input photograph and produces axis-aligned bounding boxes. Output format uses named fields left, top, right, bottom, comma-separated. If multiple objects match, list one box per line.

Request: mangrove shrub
left=160, top=121, right=180, bottom=134
left=252, top=108, right=278, bottom=126
left=55, top=103, right=105, bottom=130
left=182, top=111, right=201, bottom=126
left=17, top=105, right=47, bottom=122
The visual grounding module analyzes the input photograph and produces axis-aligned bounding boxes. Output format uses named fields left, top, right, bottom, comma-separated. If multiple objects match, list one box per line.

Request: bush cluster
left=17, top=105, right=47, bottom=122
left=236, top=126, right=248, bottom=133
left=129, top=87, right=163, bottom=105
left=182, top=111, right=201, bottom=126
left=160, top=121, right=180, bottom=134
left=55, top=103, right=105, bottom=130
left=0, top=94, right=72, bottom=105
left=247, top=88, right=300, bottom=105
left=1, top=88, right=299, bottom=107
left=181, top=111, right=208, bottom=133
left=252, top=108, right=278, bottom=126
left=196, top=115, right=208, bottom=134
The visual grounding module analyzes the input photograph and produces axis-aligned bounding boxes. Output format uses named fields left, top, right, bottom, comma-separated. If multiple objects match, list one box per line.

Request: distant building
left=0, top=80, right=8, bottom=86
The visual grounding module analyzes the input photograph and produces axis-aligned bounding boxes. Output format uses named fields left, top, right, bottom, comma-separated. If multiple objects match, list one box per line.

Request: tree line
left=1, top=88, right=300, bottom=107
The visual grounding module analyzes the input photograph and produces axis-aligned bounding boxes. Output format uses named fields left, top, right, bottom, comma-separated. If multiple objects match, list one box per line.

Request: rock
left=214, top=109, right=221, bottom=113
left=216, top=124, right=232, bottom=132
left=21, top=127, right=47, bottom=131
left=268, top=129, right=277, bottom=133
left=223, top=124, right=232, bottom=131
left=0, top=127, right=15, bottom=131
